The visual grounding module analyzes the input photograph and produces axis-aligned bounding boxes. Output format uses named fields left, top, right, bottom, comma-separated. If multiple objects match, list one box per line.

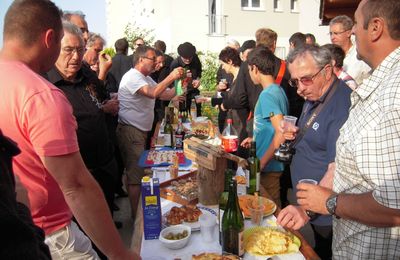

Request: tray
left=160, top=171, right=198, bottom=205
left=138, top=147, right=192, bottom=168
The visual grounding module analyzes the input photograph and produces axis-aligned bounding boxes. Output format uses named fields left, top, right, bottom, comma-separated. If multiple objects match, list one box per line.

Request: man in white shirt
left=117, top=45, right=183, bottom=219
left=329, top=15, right=371, bottom=85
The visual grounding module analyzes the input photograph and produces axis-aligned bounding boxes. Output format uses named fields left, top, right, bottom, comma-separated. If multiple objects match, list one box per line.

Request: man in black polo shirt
left=46, top=22, right=119, bottom=255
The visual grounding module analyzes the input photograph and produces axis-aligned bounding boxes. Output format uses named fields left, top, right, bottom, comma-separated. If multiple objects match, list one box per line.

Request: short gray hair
left=329, top=15, right=354, bottom=31
left=62, top=21, right=84, bottom=45
left=287, top=45, right=332, bottom=69
left=63, top=10, right=86, bottom=21
left=87, top=33, right=106, bottom=48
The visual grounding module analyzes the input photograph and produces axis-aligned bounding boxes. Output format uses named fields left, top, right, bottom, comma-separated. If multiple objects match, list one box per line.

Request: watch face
left=326, top=195, right=337, bottom=215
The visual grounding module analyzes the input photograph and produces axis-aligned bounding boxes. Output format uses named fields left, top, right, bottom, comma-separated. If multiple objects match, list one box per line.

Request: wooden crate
left=183, top=138, right=219, bottom=170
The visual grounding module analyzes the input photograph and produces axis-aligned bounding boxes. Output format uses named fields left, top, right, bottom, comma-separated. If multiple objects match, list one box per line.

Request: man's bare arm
left=336, top=191, right=400, bottom=227
left=41, top=152, right=139, bottom=260
left=138, top=67, right=182, bottom=98
left=297, top=184, right=400, bottom=227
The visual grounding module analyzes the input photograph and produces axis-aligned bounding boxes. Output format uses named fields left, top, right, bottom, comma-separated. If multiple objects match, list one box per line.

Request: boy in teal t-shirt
left=242, top=46, right=288, bottom=207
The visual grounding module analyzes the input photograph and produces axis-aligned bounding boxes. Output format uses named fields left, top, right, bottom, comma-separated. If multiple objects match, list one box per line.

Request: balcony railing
left=207, top=14, right=227, bottom=36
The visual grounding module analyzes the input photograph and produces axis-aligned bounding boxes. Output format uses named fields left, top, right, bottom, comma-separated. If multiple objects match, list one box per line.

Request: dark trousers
left=311, top=224, right=332, bottom=260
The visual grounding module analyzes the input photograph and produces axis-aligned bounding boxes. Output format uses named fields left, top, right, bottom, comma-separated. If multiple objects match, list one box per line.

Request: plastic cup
left=282, top=115, right=297, bottom=132
left=199, top=214, right=216, bottom=243
left=298, top=179, right=318, bottom=219
left=249, top=204, right=265, bottom=226
left=298, top=179, right=318, bottom=185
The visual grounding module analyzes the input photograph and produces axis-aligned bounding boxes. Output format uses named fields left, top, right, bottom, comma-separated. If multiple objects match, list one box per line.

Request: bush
left=198, top=51, right=218, bottom=92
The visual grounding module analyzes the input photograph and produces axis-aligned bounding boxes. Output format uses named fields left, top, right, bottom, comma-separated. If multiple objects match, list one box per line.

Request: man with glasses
left=329, top=15, right=370, bottom=85
left=46, top=21, right=124, bottom=259
left=117, top=45, right=183, bottom=220
left=276, top=45, right=352, bottom=259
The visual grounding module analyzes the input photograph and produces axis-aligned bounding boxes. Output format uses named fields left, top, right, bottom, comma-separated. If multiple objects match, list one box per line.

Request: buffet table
left=132, top=121, right=319, bottom=259
left=131, top=173, right=319, bottom=260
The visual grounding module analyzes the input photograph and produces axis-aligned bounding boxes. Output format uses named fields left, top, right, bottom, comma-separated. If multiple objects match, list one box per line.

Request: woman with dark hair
left=212, top=47, right=249, bottom=158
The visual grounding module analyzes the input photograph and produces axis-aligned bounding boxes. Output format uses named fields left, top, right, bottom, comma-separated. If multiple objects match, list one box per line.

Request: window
left=208, top=0, right=225, bottom=35
left=241, top=0, right=262, bottom=10
left=273, top=0, right=283, bottom=12
left=291, top=0, right=299, bottom=12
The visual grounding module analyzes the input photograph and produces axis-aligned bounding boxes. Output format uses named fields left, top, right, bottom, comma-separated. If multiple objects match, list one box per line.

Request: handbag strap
left=291, top=79, right=340, bottom=148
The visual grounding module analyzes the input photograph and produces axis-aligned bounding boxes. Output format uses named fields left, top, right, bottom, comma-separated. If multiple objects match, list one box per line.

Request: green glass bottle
left=222, top=179, right=244, bottom=256
left=218, top=169, right=233, bottom=245
left=246, top=141, right=260, bottom=195
left=163, top=115, right=173, bottom=147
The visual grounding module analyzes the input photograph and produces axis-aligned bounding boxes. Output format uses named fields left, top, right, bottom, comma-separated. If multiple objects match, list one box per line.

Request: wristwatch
left=326, top=193, right=340, bottom=219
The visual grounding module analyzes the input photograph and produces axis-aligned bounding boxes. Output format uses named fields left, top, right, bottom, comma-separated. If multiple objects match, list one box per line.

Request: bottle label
left=222, top=228, right=244, bottom=256
left=245, top=169, right=250, bottom=188
left=164, top=134, right=172, bottom=146
left=175, top=134, right=183, bottom=149
left=221, top=135, right=238, bottom=153
left=256, top=171, right=260, bottom=191
left=238, top=230, right=244, bottom=256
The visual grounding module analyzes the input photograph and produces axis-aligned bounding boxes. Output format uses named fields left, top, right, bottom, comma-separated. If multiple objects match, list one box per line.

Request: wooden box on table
left=159, top=171, right=198, bottom=206
left=183, top=137, right=247, bottom=206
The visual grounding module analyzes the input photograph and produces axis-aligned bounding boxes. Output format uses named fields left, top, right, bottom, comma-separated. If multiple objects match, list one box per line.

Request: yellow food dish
left=244, top=227, right=301, bottom=256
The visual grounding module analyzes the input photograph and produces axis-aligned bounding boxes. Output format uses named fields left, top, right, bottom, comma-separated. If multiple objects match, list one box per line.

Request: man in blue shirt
left=241, top=46, right=288, bottom=207
left=277, top=45, right=352, bottom=259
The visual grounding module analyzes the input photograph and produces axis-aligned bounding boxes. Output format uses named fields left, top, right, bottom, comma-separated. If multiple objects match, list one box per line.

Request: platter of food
left=162, top=205, right=216, bottom=231
left=243, top=226, right=301, bottom=258
left=238, top=195, right=276, bottom=218
left=138, top=148, right=191, bottom=167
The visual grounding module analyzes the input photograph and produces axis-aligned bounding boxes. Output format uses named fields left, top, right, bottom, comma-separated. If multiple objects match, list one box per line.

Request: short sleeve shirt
left=333, top=47, right=400, bottom=259
left=253, top=84, right=288, bottom=172
left=0, top=60, right=78, bottom=234
left=291, top=79, right=352, bottom=226
left=118, top=68, right=157, bottom=131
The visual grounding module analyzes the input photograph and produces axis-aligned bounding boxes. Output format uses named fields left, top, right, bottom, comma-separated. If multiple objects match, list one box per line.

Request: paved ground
left=114, top=188, right=315, bottom=250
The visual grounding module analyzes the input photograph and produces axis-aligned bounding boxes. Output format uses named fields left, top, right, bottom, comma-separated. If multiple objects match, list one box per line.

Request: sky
left=0, top=0, right=107, bottom=48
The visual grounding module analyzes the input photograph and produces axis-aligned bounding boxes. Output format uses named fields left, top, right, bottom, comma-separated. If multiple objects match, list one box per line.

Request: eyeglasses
left=62, top=46, right=85, bottom=55
left=142, top=56, right=156, bottom=62
left=328, top=29, right=351, bottom=36
left=289, top=66, right=326, bottom=88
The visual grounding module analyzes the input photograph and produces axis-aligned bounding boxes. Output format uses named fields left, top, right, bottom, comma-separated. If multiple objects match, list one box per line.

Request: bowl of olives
left=159, top=224, right=191, bottom=249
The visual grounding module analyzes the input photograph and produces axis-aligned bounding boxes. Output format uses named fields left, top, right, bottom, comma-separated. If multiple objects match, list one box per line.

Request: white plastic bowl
left=159, top=224, right=191, bottom=250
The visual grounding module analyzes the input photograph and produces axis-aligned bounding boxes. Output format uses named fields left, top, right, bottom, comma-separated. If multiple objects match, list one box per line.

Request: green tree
left=124, top=22, right=155, bottom=50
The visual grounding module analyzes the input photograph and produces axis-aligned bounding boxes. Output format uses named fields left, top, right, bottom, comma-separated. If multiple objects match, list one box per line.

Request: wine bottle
left=190, top=98, right=197, bottom=121
left=174, top=116, right=185, bottom=149
left=163, top=115, right=173, bottom=147
left=222, top=179, right=244, bottom=256
left=246, top=141, right=260, bottom=195
left=218, top=169, right=233, bottom=245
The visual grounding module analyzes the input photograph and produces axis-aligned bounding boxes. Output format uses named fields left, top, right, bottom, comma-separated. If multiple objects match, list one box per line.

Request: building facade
left=106, top=0, right=330, bottom=58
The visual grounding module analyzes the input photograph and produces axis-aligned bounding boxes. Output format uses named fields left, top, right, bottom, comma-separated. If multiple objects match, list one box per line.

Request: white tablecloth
left=140, top=199, right=305, bottom=260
